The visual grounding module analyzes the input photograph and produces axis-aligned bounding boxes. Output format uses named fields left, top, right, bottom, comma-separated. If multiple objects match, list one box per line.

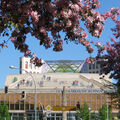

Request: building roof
left=5, top=73, right=112, bottom=91
left=46, top=60, right=85, bottom=73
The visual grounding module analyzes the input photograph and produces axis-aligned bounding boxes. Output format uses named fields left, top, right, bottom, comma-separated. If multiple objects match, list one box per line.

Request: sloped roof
left=5, top=73, right=112, bottom=90
left=46, top=60, right=85, bottom=73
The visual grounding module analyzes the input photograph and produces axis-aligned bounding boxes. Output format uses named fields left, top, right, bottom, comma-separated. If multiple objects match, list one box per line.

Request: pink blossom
left=24, top=49, right=31, bottom=57
left=67, top=9, right=72, bottom=18
left=96, top=42, right=102, bottom=48
left=11, top=37, right=16, bottom=43
left=53, top=10, right=57, bottom=16
left=110, top=38, right=117, bottom=45
left=87, top=47, right=94, bottom=53
left=106, top=42, right=110, bottom=47
left=87, top=16, right=94, bottom=23
left=31, top=11, right=39, bottom=22
left=99, top=16, right=105, bottom=22
left=74, top=28, right=83, bottom=36
left=60, top=11, right=68, bottom=19
left=96, top=22, right=102, bottom=29
left=110, top=38, right=115, bottom=42
left=84, top=41, right=89, bottom=46
left=102, top=45, right=107, bottom=51
left=81, top=32, right=88, bottom=38
left=78, top=38, right=84, bottom=43
left=86, top=58, right=91, bottom=63
left=39, top=27, right=46, bottom=35
left=61, top=9, right=72, bottom=19
left=90, top=9, right=96, bottom=15
left=66, top=20, right=72, bottom=27
left=103, top=12, right=112, bottom=19
left=86, top=57, right=95, bottom=63
left=93, top=30, right=99, bottom=37
left=110, top=8, right=116, bottom=12
left=53, top=40, right=63, bottom=51
left=77, top=2, right=83, bottom=7
left=32, top=53, right=37, bottom=59
left=71, top=4, right=80, bottom=11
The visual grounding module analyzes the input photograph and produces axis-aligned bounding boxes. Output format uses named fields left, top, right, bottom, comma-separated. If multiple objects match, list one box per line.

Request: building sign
left=72, top=80, right=79, bottom=86
left=52, top=106, right=76, bottom=111
left=46, top=105, right=52, bottom=117
left=56, top=89, right=104, bottom=93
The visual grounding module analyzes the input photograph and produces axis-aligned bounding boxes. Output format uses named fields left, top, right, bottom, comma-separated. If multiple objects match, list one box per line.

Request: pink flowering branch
left=0, top=0, right=120, bottom=67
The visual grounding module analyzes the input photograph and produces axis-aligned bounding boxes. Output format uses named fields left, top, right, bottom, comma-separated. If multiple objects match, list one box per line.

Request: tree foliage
left=99, top=104, right=112, bottom=120
left=0, top=102, right=10, bottom=120
left=97, top=35, right=120, bottom=95
left=0, top=0, right=120, bottom=66
left=96, top=23, right=120, bottom=106
left=77, top=103, right=113, bottom=120
left=76, top=102, right=89, bottom=120
left=118, top=111, right=120, bottom=119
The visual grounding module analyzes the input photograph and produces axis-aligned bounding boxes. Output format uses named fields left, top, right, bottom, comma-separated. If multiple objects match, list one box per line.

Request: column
left=62, top=86, right=67, bottom=120
left=24, top=113, right=27, bottom=120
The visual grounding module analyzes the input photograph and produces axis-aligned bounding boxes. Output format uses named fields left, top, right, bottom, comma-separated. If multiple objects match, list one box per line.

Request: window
left=29, top=63, right=32, bottom=69
left=89, top=64, right=92, bottom=69
left=34, top=65, right=36, bottom=69
left=96, top=64, right=99, bottom=69
left=25, top=61, right=28, bottom=69
left=93, top=64, right=95, bottom=69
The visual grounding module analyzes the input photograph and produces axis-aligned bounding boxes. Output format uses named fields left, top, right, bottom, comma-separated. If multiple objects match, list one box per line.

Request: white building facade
left=20, top=57, right=50, bottom=74
left=20, top=57, right=102, bottom=74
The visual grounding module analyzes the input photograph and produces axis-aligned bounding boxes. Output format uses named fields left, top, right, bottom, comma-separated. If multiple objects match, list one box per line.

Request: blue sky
left=0, top=0, right=120, bottom=88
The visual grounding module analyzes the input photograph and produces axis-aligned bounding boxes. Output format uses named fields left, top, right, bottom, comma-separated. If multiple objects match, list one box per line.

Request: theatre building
left=0, top=58, right=119, bottom=120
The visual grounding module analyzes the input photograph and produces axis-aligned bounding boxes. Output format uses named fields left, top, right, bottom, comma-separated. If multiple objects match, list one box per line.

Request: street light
left=88, top=107, right=91, bottom=120
left=9, top=65, right=37, bottom=120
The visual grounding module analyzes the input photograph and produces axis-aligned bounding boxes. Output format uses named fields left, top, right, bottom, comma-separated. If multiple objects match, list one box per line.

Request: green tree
left=76, top=102, right=89, bottom=120
left=118, top=111, right=120, bottom=119
left=91, top=112, right=99, bottom=120
left=99, top=104, right=112, bottom=120
left=0, top=102, right=10, bottom=120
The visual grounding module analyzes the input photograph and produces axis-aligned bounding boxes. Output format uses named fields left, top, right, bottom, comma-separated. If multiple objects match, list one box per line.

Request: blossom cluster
left=94, top=9, right=120, bottom=94
left=97, top=39, right=120, bottom=93
left=53, top=40, right=63, bottom=51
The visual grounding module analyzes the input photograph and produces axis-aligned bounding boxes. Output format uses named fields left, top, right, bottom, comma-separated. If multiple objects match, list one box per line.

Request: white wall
left=20, top=57, right=49, bottom=74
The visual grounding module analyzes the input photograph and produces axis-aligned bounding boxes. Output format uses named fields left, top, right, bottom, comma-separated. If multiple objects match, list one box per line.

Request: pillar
left=62, top=86, right=67, bottom=120
left=24, top=113, right=27, bottom=120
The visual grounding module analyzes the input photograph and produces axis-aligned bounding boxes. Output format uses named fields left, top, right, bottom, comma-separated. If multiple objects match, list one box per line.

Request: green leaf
left=0, top=102, right=10, bottom=120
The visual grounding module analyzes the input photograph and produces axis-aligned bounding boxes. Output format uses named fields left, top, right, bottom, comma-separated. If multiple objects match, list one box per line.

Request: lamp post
left=88, top=107, right=91, bottom=120
left=9, top=66, right=37, bottom=120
